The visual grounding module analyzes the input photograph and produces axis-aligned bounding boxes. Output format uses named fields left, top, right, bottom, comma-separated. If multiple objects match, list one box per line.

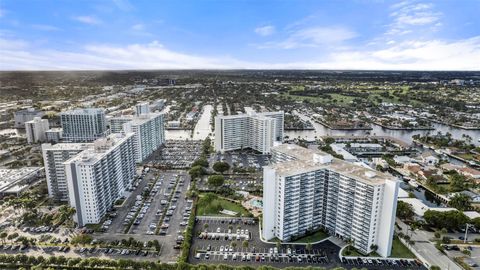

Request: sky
left=0, top=0, right=479, bottom=70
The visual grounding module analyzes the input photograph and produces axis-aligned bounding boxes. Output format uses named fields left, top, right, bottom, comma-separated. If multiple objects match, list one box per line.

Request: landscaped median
left=179, top=197, right=197, bottom=263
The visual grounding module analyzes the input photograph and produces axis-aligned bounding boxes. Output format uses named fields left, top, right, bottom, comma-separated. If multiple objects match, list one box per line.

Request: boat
left=409, top=180, right=419, bottom=188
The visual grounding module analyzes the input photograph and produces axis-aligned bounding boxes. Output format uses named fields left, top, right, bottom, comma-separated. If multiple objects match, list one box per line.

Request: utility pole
left=464, top=223, right=472, bottom=244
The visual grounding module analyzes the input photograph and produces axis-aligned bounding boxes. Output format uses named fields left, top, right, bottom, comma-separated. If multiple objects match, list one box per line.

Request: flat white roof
left=0, top=167, right=41, bottom=193
left=268, top=144, right=394, bottom=185
left=399, top=198, right=456, bottom=216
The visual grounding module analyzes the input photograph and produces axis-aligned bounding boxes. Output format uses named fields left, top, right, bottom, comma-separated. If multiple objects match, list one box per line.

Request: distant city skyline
left=0, top=0, right=479, bottom=70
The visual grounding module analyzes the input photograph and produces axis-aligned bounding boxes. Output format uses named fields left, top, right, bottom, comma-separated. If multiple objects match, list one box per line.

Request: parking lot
left=93, top=169, right=193, bottom=262
left=209, top=151, right=270, bottom=171
left=189, top=217, right=426, bottom=269
left=146, top=140, right=202, bottom=169
left=189, top=217, right=338, bottom=268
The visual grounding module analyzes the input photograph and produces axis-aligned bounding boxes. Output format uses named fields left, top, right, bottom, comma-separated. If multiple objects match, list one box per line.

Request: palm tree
left=306, top=242, right=312, bottom=252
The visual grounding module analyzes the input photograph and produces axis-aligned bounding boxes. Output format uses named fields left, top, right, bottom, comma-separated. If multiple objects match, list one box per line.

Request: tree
left=0, top=232, right=7, bottom=244
left=306, top=242, right=312, bottom=251
left=430, top=266, right=441, bottom=270
left=424, top=210, right=470, bottom=230
left=396, top=201, right=415, bottom=220
left=242, top=240, right=249, bottom=248
left=188, top=165, right=205, bottom=179
left=276, top=240, right=281, bottom=250
left=192, top=158, right=209, bottom=168
left=448, top=193, right=472, bottom=211
left=213, top=162, right=230, bottom=174
left=449, top=173, right=467, bottom=192
left=207, top=175, right=225, bottom=190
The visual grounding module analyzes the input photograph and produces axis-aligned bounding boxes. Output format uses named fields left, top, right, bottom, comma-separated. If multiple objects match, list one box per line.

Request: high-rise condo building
left=64, top=133, right=135, bottom=226
left=42, top=143, right=92, bottom=201
left=123, top=113, right=165, bottom=163
left=110, top=112, right=165, bottom=163
left=60, top=108, right=107, bottom=142
left=25, top=117, right=49, bottom=143
left=109, top=116, right=132, bottom=133
left=214, top=111, right=284, bottom=154
left=263, top=144, right=399, bottom=257
left=134, top=102, right=150, bottom=116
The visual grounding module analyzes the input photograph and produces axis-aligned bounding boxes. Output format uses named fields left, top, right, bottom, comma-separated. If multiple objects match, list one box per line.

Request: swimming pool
left=250, top=198, right=263, bottom=208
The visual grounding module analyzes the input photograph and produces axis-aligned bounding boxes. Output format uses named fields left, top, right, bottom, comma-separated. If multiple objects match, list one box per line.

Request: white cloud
left=111, top=0, right=134, bottom=11
left=387, top=1, right=441, bottom=35
left=72, top=15, right=102, bottom=25
left=257, top=26, right=357, bottom=49
left=254, top=25, right=275, bottom=36
left=32, top=24, right=61, bottom=31
left=131, top=24, right=145, bottom=31
left=0, top=37, right=479, bottom=70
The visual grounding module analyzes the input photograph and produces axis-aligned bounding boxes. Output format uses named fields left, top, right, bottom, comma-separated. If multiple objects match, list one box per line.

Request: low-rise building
left=0, top=167, right=43, bottom=197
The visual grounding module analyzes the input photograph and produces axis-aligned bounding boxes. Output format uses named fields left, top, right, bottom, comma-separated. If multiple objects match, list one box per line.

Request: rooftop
left=0, top=167, right=42, bottom=193
left=64, top=133, right=133, bottom=165
left=61, top=108, right=104, bottom=115
left=268, top=144, right=395, bottom=185
left=42, top=142, right=92, bottom=151
left=216, top=111, right=283, bottom=120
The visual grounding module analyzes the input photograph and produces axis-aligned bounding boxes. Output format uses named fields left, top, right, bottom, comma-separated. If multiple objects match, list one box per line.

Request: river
left=289, top=111, right=480, bottom=146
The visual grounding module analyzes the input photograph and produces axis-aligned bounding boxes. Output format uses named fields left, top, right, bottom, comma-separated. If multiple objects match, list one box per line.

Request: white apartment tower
left=123, top=113, right=165, bottom=163
left=25, top=117, right=49, bottom=143
left=263, top=144, right=399, bottom=257
left=60, top=108, right=107, bottom=142
left=135, top=102, right=150, bottom=116
left=214, top=111, right=284, bottom=154
left=64, top=133, right=135, bottom=226
left=42, top=143, right=92, bottom=201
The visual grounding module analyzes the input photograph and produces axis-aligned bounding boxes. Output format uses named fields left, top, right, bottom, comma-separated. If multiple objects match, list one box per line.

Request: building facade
left=123, top=113, right=165, bottom=163
left=25, top=117, right=49, bottom=143
left=64, top=133, right=135, bottom=226
left=45, top=128, right=63, bottom=143
left=214, top=111, right=284, bottom=154
left=42, top=143, right=91, bottom=201
left=60, top=108, right=107, bottom=142
left=134, top=102, right=150, bottom=116
left=263, top=144, right=399, bottom=257
left=109, top=116, right=132, bottom=133
left=14, top=108, right=44, bottom=128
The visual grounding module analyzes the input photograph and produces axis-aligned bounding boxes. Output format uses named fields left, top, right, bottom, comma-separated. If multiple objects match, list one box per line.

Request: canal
left=289, top=111, right=480, bottom=146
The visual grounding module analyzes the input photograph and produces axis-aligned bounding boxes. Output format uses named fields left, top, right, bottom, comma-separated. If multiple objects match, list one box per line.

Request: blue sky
left=0, top=0, right=479, bottom=70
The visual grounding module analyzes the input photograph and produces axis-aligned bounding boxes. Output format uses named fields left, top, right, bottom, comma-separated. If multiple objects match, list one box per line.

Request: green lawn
left=342, top=247, right=380, bottom=257
left=342, top=237, right=415, bottom=258
left=390, top=237, right=416, bottom=258
left=291, top=230, right=329, bottom=243
left=196, top=193, right=250, bottom=217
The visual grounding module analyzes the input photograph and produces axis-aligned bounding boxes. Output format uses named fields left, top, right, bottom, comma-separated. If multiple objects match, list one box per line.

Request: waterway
left=192, top=104, right=213, bottom=140
left=289, top=111, right=480, bottom=146
left=400, top=182, right=444, bottom=207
